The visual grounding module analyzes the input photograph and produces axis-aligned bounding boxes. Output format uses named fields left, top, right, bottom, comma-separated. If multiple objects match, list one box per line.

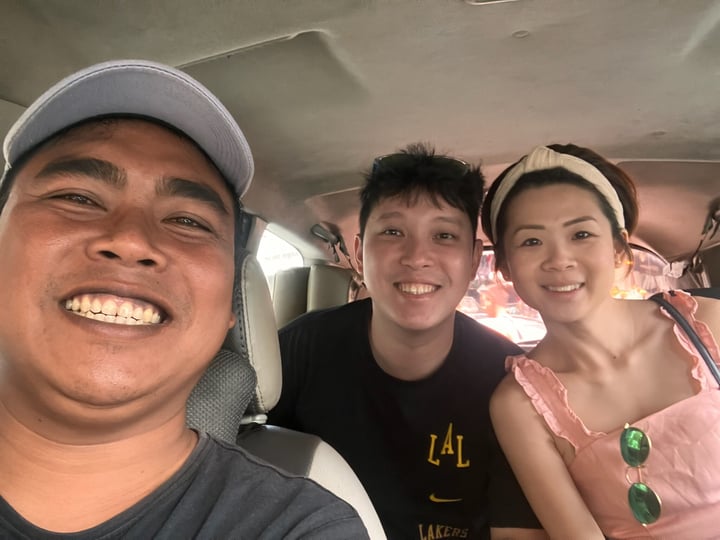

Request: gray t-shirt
left=0, top=431, right=369, bottom=539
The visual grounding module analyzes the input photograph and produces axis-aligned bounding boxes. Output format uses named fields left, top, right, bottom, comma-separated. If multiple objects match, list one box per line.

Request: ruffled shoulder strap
left=656, top=290, right=720, bottom=389
left=505, top=355, right=599, bottom=451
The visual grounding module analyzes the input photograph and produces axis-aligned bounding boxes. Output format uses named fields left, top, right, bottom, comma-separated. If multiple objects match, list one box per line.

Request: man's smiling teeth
left=64, top=294, right=162, bottom=325
left=396, top=283, right=438, bottom=295
left=545, top=284, right=582, bottom=292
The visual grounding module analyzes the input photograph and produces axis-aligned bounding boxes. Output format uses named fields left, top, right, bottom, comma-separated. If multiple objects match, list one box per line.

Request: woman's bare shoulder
left=490, top=370, right=540, bottom=427
left=492, top=370, right=524, bottom=403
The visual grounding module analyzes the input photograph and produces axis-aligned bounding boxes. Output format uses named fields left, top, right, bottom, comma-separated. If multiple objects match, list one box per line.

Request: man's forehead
left=373, top=191, right=462, bottom=215
left=8, top=118, right=236, bottom=215
left=46, top=117, right=197, bottom=152
left=33, top=118, right=234, bottom=193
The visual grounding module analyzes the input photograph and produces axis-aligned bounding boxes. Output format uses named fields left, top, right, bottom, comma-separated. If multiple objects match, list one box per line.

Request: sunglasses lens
left=373, top=154, right=469, bottom=176
left=620, top=426, right=651, bottom=467
left=373, top=154, right=414, bottom=171
left=621, top=425, right=661, bottom=525
left=445, top=159, right=470, bottom=176
left=628, top=482, right=662, bottom=524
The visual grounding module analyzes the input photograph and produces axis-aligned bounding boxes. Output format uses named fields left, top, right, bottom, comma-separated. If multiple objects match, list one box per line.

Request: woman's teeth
left=545, top=284, right=582, bottom=292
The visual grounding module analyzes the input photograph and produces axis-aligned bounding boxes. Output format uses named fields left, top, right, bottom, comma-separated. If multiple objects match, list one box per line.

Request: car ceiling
left=1, top=0, right=719, bottom=264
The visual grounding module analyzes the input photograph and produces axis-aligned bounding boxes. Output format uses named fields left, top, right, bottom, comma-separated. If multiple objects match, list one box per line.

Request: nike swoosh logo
left=429, top=493, right=463, bottom=503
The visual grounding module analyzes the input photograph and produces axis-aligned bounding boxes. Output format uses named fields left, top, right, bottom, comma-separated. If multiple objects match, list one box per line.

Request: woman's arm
left=489, top=376, right=605, bottom=540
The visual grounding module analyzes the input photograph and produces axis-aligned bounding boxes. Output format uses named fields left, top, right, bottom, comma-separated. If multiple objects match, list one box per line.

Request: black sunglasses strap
left=650, top=291, right=720, bottom=387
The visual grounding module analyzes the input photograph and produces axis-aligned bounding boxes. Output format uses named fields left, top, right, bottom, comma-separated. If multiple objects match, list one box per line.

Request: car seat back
left=271, top=264, right=361, bottom=327
left=187, top=249, right=386, bottom=539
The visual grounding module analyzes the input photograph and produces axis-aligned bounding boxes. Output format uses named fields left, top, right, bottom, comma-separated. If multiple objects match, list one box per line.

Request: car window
left=256, top=229, right=304, bottom=289
left=458, top=247, right=682, bottom=348
left=611, top=247, right=680, bottom=299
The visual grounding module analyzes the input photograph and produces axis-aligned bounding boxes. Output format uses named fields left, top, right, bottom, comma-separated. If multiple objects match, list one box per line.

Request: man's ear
left=354, top=234, right=364, bottom=274
left=227, top=312, right=236, bottom=330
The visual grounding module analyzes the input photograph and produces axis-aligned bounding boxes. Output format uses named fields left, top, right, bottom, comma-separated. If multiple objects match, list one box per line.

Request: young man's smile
left=394, top=281, right=439, bottom=295
left=358, top=193, right=480, bottom=333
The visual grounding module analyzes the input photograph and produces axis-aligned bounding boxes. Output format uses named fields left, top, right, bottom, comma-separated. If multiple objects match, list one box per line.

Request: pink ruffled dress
left=506, top=291, right=720, bottom=539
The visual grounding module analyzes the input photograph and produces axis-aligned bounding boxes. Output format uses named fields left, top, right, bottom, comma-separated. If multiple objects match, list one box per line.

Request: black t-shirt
left=270, top=299, right=540, bottom=540
left=0, top=432, right=368, bottom=539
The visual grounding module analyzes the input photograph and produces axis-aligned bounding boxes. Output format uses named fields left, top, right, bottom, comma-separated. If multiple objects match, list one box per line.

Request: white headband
left=488, top=145, right=626, bottom=242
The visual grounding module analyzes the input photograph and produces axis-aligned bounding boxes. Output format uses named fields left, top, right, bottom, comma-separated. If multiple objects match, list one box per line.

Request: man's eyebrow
left=373, top=212, right=464, bottom=227
left=35, top=158, right=127, bottom=187
left=431, top=215, right=464, bottom=226
left=34, top=159, right=229, bottom=214
left=158, top=177, right=230, bottom=215
left=374, top=211, right=403, bottom=221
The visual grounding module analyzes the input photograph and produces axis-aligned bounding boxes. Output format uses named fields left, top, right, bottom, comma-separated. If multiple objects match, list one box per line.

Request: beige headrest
left=307, top=264, right=355, bottom=311
left=238, top=254, right=282, bottom=415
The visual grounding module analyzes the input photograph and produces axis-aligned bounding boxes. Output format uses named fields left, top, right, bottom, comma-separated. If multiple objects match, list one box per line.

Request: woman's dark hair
left=480, top=143, right=639, bottom=272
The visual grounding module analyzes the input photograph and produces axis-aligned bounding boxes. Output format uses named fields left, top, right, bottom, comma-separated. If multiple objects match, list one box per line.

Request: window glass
left=256, top=230, right=303, bottom=287
left=611, top=247, right=678, bottom=299
left=459, top=247, right=679, bottom=348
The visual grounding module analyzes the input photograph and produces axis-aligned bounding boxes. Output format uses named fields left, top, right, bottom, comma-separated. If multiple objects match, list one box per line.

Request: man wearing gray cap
left=0, top=60, right=367, bottom=539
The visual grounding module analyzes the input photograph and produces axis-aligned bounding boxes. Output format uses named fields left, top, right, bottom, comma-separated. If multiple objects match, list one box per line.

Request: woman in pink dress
left=481, top=144, right=720, bottom=539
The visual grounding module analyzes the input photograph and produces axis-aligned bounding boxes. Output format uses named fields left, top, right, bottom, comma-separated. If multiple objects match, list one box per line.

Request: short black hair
left=358, top=142, right=485, bottom=239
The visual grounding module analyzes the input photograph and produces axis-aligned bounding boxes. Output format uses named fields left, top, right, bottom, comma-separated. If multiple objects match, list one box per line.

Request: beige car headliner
left=1, top=0, right=718, bottom=263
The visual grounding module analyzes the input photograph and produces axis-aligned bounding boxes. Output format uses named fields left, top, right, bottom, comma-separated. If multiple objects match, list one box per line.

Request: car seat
left=269, top=266, right=310, bottom=328
left=271, top=263, right=362, bottom=327
left=186, top=248, right=386, bottom=540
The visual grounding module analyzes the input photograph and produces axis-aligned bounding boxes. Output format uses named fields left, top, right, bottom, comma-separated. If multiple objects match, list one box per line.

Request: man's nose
left=85, top=210, right=168, bottom=269
left=399, top=236, right=432, bottom=269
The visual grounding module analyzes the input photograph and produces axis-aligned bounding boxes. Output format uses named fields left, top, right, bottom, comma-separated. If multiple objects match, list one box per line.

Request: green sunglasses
left=620, top=424, right=662, bottom=525
left=371, top=153, right=470, bottom=177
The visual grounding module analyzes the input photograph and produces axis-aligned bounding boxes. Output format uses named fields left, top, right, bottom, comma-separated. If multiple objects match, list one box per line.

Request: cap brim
left=3, top=59, right=253, bottom=198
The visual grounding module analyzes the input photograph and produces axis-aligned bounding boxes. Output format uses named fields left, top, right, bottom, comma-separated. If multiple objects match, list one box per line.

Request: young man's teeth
left=546, top=284, right=582, bottom=292
left=64, top=295, right=162, bottom=325
left=397, top=283, right=437, bottom=295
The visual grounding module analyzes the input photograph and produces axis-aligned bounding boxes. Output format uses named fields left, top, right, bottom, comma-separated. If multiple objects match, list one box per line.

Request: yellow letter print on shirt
left=427, top=422, right=469, bottom=468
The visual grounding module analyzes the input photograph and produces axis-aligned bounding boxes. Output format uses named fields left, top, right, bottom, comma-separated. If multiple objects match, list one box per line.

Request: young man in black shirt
left=270, top=144, right=543, bottom=539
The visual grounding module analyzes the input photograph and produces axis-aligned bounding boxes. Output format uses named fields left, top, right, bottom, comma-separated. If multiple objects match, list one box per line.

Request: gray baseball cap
left=3, top=59, right=253, bottom=198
